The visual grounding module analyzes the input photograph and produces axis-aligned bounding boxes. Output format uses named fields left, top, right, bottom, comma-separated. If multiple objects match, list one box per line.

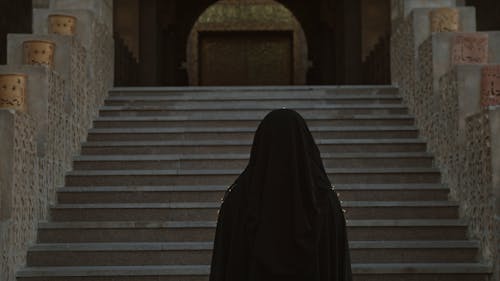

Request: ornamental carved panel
left=481, top=65, right=500, bottom=107
left=451, top=33, right=488, bottom=65
left=0, top=74, right=27, bottom=112
left=23, top=40, right=55, bottom=67
left=49, top=14, right=77, bottom=36
left=430, top=8, right=459, bottom=32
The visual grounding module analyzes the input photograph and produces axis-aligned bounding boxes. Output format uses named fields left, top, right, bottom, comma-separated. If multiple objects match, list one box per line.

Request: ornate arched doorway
left=113, top=0, right=373, bottom=86
left=186, top=0, right=308, bottom=86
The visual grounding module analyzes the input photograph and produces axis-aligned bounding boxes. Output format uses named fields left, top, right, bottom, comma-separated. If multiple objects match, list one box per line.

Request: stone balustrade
left=0, top=1, right=113, bottom=281
left=391, top=1, right=500, bottom=280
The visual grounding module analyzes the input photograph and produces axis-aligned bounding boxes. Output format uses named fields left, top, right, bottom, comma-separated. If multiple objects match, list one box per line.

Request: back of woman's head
left=237, top=109, right=332, bottom=274
left=245, top=108, right=329, bottom=189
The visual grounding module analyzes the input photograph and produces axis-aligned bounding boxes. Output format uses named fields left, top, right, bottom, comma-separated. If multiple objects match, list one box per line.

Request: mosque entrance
left=112, top=0, right=395, bottom=86
left=199, top=31, right=293, bottom=86
left=186, top=0, right=307, bottom=86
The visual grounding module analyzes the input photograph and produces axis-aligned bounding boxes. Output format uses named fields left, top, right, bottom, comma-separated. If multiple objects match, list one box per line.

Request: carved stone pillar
left=489, top=107, right=500, bottom=281
left=391, top=0, right=456, bottom=32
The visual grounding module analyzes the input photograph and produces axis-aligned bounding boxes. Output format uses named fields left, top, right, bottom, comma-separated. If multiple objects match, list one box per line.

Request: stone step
left=103, top=95, right=403, bottom=107
left=86, top=126, right=419, bottom=141
left=49, top=201, right=458, bottom=221
left=81, top=139, right=428, bottom=155
left=106, top=91, right=399, bottom=100
left=64, top=168, right=441, bottom=186
left=36, top=219, right=468, bottom=243
left=98, top=105, right=409, bottom=117
left=14, top=83, right=492, bottom=281
left=72, top=152, right=434, bottom=170
left=16, top=263, right=492, bottom=281
left=56, top=184, right=449, bottom=204
left=26, top=241, right=479, bottom=266
left=107, top=92, right=400, bottom=100
left=108, top=85, right=400, bottom=98
left=93, top=115, right=415, bottom=128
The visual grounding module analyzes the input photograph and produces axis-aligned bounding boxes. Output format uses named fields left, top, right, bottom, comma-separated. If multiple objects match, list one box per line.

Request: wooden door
left=199, top=31, right=293, bottom=86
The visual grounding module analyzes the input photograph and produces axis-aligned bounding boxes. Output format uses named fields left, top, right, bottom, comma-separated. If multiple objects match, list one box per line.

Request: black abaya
left=209, top=109, right=352, bottom=281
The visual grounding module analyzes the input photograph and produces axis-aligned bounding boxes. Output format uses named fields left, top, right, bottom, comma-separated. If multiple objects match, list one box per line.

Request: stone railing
left=0, top=1, right=113, bottom=281
left=391, top=1, right=500, bottom=280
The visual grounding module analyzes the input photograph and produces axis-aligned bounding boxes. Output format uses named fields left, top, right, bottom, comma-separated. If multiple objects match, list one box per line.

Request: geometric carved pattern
left=49, top=14, right=77, bottom=36
left=23, top=40, right=55, bottom=67
left=430, top=8, right=459, bottom=32
left=0, top=74, right=27, bottom=112
left=451, top=33, right=488, bottom=65
left=481, top=65, right=500, bottom=107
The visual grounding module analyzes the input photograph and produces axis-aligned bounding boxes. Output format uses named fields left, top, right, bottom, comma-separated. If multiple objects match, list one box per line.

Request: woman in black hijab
left=209, top=109, right=352, bottom=281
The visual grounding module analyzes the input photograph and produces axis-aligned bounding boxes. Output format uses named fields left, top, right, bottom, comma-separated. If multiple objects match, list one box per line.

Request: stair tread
left=81, top=138, right=426, bottom=147
left=57, top=183, right=447, bottom=193
left=100, top=104, right=408, bottom=110
left=111, top=85, right=398, bottom=92
left=51, top=201, right=458, bottom=209
left=66, top=167, right=440, bottom=176
left=87, top=126, right=418, bottom=133
left=105, top=94, right=401, bottom=101
left=28, top=240, right=480, bottom=252
left=16, top=263, right=492, bottom=277
left=37, top=219, right=468, bottom=229
left=95, top=114, right=414, bottom=121
left=74, top=152, right=433, bottom=161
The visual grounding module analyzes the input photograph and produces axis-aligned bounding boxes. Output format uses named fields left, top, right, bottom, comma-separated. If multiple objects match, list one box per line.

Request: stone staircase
left=16, top=86, right=492, bottom=281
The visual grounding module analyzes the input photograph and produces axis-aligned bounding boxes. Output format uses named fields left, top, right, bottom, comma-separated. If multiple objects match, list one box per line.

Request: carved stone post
left=489, top=107, right=500, bottom=281
left=391, top=0, right=457, bottom=32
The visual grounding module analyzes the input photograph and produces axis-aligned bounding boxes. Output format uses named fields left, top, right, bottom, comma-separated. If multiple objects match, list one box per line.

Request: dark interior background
left=0, top=0, right=32, bottom=65
left=1, top=0, right=499, bottom=86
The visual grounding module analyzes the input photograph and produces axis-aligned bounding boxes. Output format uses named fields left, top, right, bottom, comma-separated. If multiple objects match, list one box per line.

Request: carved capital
left=0, top=74, right=27, bottom=112
left=451, top=33, right=488, bottom=65
left=481, top=65, right=500, bottom=107
left=430, top=8, right=459, bottom=32
left=49, top=14, right=77, bottom=36
left=22, top=40, right=55, bottom=67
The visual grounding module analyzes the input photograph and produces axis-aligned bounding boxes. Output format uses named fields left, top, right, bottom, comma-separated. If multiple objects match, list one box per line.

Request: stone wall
left=462, top=111, right=495, bottom=259
left=391, top=13, right=417, bottom=110
left=0, top=1, right=113, bottom=281
left=2, top=110, right=41, bottom=281
left=437, top=71, right=497, bottom=264
left=391, top=1, right=499, bottom=279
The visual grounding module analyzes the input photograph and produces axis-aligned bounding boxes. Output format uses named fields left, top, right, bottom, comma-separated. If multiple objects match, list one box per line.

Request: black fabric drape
left=209, top=109, right=352, bottom=281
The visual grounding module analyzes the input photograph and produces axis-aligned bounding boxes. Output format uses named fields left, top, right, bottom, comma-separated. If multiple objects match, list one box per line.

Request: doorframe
left=186, top=1, right=307, bottom=86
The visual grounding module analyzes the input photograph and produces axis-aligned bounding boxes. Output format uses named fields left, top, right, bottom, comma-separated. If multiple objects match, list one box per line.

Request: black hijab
left=210, top=109, right=352, bottom=281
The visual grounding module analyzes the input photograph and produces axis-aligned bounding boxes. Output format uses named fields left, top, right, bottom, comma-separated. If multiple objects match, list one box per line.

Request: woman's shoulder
left=221, top=182, right=241, bottom=205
